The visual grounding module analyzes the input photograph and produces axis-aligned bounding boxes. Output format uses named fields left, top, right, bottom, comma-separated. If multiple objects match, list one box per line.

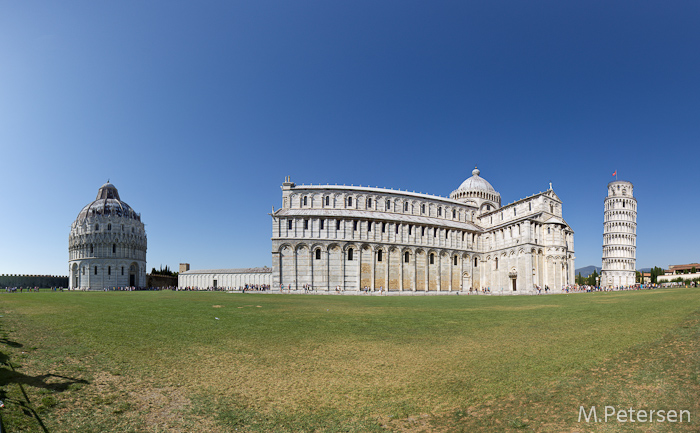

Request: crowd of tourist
left=3, top=286, right=66, bottom=292
left=175, top=284, right=271, bottom=292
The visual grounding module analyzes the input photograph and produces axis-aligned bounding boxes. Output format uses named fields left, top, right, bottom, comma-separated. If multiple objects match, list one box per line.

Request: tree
left=587, top=269, right=598, bottom=286
left=649, top=266, right=665, bottom=284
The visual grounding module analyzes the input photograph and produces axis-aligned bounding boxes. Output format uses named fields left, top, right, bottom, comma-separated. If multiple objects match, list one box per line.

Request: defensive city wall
left=0, top=274, right=69, bottom=288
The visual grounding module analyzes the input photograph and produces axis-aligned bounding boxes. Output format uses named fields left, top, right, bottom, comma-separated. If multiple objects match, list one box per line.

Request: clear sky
left=1, top=1, right=698, bottom=276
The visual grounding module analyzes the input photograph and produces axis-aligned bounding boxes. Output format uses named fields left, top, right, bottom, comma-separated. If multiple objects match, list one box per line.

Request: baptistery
left=69, top=182, right=147, bottom=289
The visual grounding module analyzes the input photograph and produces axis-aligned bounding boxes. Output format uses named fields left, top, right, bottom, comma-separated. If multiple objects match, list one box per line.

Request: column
left=341, top=248, right=346, bottom=291
left=385, top=248, right=389, bottom=291
left=449, top=254, right=453, bottom=292
left=293, top=247, right=298, bottom=290
left=424, top=256, right=429, bottom=291
left=326, top=249, right=330, bottom=291
left=399, top=251, right=404, bottom=291
left=412, top=250, right=417, bottom=291
left=370, top=248, right=375, bottom=291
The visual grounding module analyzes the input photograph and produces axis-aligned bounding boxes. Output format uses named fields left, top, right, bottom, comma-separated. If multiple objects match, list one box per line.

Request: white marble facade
left=600, top=180, right=637, bottom=287
left=178, top=267, right=272, bottom=289
left=271, top=168, right=575, bottom=294
left=68, top=182, right=147, bottom=289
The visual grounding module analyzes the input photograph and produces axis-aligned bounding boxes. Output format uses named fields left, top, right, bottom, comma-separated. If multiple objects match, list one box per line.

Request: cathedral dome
left=449, top=166, right=501, bottom=210
left=75, top=182, right=140, bottom=222
left=456, top=167, right=496, bottom=193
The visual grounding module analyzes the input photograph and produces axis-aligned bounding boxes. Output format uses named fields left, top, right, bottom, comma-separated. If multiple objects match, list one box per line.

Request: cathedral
left=270, top=168, right=575, bottom=294
left=68, top=182, right=147, bottom=289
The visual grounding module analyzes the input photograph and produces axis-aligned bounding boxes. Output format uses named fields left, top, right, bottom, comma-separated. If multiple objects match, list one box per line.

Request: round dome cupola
left=450, top=166, right=501, bottom=212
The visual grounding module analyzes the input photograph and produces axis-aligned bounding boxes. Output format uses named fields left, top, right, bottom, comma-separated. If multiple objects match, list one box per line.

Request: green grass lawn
left=1, top=288, right=700, bottom=432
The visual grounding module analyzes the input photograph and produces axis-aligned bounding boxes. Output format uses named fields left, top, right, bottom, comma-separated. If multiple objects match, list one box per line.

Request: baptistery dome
left=69, top=182, right=147, bottom=290
left=450, top=167, right=501, bottom=212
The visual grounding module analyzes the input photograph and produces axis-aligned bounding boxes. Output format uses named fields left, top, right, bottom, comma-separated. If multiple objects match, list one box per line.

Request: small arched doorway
left=72, top=263, right=80, bottom=289
left=509, top=269, right=518, bottom=291
left=129, top=263, right=138, bottom=287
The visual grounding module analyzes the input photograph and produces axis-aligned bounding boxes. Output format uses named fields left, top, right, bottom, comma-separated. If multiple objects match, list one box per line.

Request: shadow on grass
left=1, top=330, right=90, bottom=432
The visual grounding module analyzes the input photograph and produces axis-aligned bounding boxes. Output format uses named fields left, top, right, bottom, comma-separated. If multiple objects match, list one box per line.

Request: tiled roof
left=180, top=267, right=271, bottom=275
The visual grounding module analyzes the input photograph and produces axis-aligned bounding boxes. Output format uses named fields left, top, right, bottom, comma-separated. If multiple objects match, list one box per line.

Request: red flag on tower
left=612, top=170, right=617, bottom=177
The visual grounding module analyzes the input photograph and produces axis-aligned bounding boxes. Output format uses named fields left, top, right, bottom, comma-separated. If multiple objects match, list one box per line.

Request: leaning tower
left=601, top=180, right=637, bottom=287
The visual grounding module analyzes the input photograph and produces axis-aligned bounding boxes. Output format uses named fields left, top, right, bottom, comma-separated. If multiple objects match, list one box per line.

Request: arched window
left=408, top=225, right=412, bottom=235
left=452, top=209, right=456, bottom=218
left=438, top=207, right=442, bottom=216
left=421, top=227, right=425, bottom=236
left=288, top=219, right=293, bottom=230
left=514, top=208, right=517, bottom=216
left=386, top=199, right=391, bottom=210
left=303, top=196, right=308, bottom=206
left=395, top=223, right=399, bottom=234
left=382, top=222, right=386, bottom=233
left=368, top=198, right=372, bottom=208
left=336, top=220, right=341, bottom=230
left=550, top=204, right=553, bottom=213
left=304, top=220, right=309, bottom=230
left=368, top=222, right=372, bottom=232
left=325, top=196, right=329, bottom=206
left=95, top=224, right=99, bottom=231
left=404, top=202, right=409, bottom=212
left=421, top=204, right=425, bottom=214
left=404, top=252, right=410, bottom=263
left=315, top=249, right=321, bottom=260
left=454, top=256, right=458, bottom=265
left=529, top=202, right=532, bottom=211
left=121, top=266, right=124, bottom=275
left=548, top=227, right=551, bottom=234
left=107, top=223, right=111, bottom=231
left=94, top=266, right=98, bottom=275
left=430, top=253, right=434, bottom=265
left=495, top=258, right=498, bottom=269
left=320, top=219, right=324, bottom=230
left=348, top=248, right=354, bottom=261
left=353, top=220, right=358, bottom=231
left=377, top=250, right=383, bottom=262
left=108, top=266, right=111, bottom=275
left=474, top=257, right=478, bottom=267
left=113, top=244, right=116, bottom=254
left=433, top=228, right=437, bottom=237
left=347, top=197, right=353, bottom=207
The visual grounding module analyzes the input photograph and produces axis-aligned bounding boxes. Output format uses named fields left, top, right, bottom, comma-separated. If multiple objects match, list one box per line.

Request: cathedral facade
left=270, top=168, right=575, bottom=294
left=69, top=182, right=147, bottom=289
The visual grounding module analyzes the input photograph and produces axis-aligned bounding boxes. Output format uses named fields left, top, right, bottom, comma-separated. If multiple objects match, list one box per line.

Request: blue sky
left=1, top=1, right=698, bottom=276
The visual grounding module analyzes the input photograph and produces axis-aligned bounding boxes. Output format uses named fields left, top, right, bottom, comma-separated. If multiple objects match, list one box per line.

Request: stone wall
left=146, top=274, right=178, bottom=288
left=0, top=274, right=69, bottom=288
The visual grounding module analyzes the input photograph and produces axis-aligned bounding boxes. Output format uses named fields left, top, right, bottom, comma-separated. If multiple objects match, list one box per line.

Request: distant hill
left=576, top=266, right=652, bottom=277
left=575, top=265, right=601, bottom=277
